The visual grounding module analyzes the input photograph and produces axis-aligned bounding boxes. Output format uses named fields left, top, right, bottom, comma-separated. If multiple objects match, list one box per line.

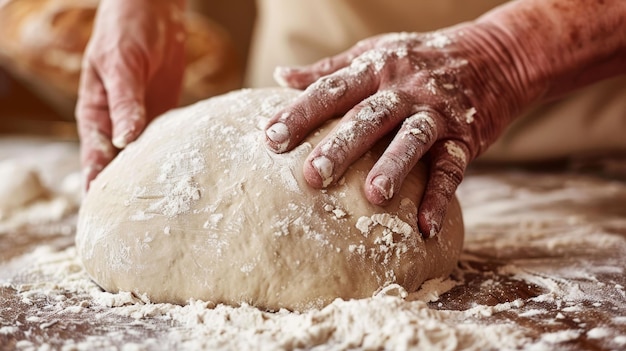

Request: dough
left=0, top=159, right=48, bottom=218
left=76, top=88, right=464, bottom=311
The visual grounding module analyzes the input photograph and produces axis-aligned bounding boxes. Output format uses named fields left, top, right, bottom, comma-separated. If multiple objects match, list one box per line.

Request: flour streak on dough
left=76, top=88, right=464, bottom=311
left=129, top=147, right=204, bottom=220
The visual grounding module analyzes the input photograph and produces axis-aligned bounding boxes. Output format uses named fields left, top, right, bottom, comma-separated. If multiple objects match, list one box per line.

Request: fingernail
left=312, top=156, right=334, bottom=187
left=371, top=175, right=394, bottom=200
left=265, top=123, right=290, bottom=152
left=112, top=103, right=145, bottom=149
left=112, top=128, right=133, bottom=149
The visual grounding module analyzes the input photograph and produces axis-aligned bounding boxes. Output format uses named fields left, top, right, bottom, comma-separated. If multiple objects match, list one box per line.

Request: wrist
left=475, top=0, right=626, bottom=99
left=437, top=22, right=545, bottom=154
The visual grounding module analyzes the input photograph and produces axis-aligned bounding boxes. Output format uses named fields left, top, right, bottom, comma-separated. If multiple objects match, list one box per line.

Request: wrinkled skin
left=265, top=28, right=527, bottom=238
left=76, top=0, right=186, bottom=189
left=77, top=0, right=626, bottom=238
left=265, top=0, right=626, bottom=237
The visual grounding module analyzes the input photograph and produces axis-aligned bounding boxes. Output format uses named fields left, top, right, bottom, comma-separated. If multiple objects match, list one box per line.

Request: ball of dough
left=76, top=88, right=464, bottom=311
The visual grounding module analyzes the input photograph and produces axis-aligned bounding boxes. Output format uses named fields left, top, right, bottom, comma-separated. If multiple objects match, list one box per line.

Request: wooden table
left=1, top=138, right=625, bottom=350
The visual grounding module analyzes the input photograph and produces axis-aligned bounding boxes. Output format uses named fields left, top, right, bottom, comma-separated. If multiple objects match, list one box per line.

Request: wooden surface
left=0, top=138, right=625, bottom=350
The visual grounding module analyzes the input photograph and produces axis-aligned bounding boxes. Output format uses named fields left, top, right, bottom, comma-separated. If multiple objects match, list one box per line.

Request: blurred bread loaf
left=0, top=0, right=243, bottom=119
left=181, top=11, right=243, bottom=105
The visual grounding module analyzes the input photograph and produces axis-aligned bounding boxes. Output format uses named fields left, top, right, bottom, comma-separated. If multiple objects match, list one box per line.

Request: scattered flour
left=2, top=129, right=625, bottom=350
left=2, top=246, right=533, bottom=351
left=0, top=162, right=78, bottom=233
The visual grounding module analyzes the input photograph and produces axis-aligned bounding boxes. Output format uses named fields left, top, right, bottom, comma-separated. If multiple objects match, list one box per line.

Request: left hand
left=263, top=25, right=544, bottom=238
left=76, top=0, right=187, bottom=190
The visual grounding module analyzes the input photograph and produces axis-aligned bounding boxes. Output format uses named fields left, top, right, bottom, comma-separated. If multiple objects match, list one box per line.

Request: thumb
left=273, top=42, right=369, bottom=89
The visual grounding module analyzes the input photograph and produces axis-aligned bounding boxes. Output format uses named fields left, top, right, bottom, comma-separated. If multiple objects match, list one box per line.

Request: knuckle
left=75, top=106, right=105, bottom=129
left=308, top=75, right=348, bottom=100
left=441, top=140, right=470, bottom=166
left=76, top=92, right=107, bottom=113
left=380, top=150, right=411, bottom=175
left=316, top=57, right=335, bottom=72
left=319, top=132, right=350, bottom=164
left=350, top=48, right=390, bottom=72
left=354, top=90, right=403, bottom=126
left=401, top=111, right=438, bottom=144
left=433, top=156, right=464, bottom=190
left=94, top=44, right=147, bottom=82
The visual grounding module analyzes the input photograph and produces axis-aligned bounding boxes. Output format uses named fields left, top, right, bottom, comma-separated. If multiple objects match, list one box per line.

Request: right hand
left=76, top=0, right=187, bottom=190
left=264, top=0, right=626, bottom=238
left=265, top=27, right=541, bottom=239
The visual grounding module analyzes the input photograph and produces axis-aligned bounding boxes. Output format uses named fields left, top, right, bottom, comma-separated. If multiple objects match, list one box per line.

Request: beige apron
left=208, top=0, right=626, bottom=162
left=246, top=0, right=506, bottom=87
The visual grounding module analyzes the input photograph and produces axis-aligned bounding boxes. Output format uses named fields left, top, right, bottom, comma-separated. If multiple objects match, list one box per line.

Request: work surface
left=0, top=137, right=625, bottom=350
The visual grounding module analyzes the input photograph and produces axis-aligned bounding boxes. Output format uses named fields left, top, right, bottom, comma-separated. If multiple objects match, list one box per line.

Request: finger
left=100, top=48, right=149, bottom=149
left=273, top=44, right=370, bottom=89
left=302, top=90, right=415, bottom=188
left=265, top=62, right=381, bottom=153
left=418, top=140, right=469, bottom=238
left=75, top=63, right=117, bottom=191
left=364, top=110, right=442, bottom=205
left=79, top=121, right=117, bottom=192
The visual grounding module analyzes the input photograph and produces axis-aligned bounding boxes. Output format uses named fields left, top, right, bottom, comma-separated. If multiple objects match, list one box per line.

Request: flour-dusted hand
left=265, top=28, right=536, bottom=239
left=76, top=0, right=187, bottom=190
left=265, top=0, right=626, bottom=238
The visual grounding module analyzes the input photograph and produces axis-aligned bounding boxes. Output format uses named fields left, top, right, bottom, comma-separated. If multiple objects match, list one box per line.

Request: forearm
left=477, top=0, right=626, bottom=100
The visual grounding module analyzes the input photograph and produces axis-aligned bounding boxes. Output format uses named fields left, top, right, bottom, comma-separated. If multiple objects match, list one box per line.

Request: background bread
left=0, top=0, right=243, bottom=119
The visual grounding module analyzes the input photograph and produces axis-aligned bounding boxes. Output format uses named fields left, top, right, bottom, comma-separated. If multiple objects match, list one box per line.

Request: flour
left=464, top=107, right=476, bottom=124
left=4, top=166, right=626, bottom=350
left=3, top=94, right=625, bottom=350
left=403, top=112, right=436, bottom=143
left=128, top=143, right=204, bottom=219
left=0, top=161, right=78, bottom=233
left=4, top=246, right=531, bottom=351
left=307, top=76, right=348, bottom=107
left=0, top=196, right=76, bottom=233
left=455, top=170, right=626, bottom=349
left=425, top=31, right=453, bottom=49
left=350, top=48, right=388, bottom=74
left=313, top=89, right=401, bottom=187
left=444, top=140, right=467, bottom=164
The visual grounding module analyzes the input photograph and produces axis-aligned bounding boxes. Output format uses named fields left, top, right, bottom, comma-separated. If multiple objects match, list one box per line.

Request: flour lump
left=76, top=88, right=464, bottom=311
left=0, top=159, right=48, bottom=219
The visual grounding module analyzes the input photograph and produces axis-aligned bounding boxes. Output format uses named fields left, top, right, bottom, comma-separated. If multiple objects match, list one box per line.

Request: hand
left=76, top=0, right=186, bottom=190
left=264, top=0, right=626, bottom=238
left=264, top=24, right=546, bottom=238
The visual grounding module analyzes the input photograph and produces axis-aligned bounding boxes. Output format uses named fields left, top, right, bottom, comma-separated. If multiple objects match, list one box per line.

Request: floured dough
left=0, top=159, right=48, bottom=218
left=76, top=88, right=464, bottom=311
